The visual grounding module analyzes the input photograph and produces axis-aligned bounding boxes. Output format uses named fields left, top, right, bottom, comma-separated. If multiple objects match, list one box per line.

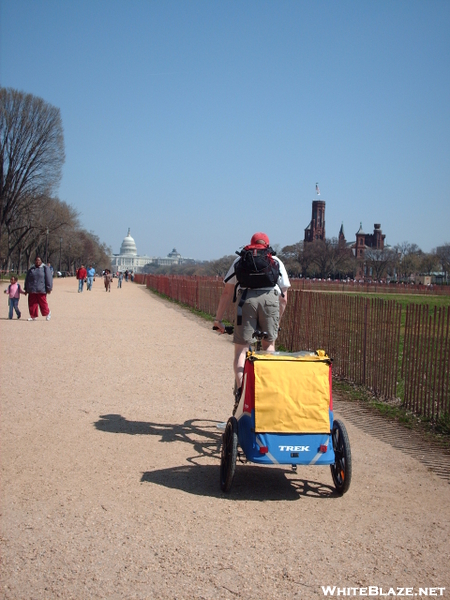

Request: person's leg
left=233, top=343, right=249, bottom=389
left=261, top=339, right=275, bottom=352
left=8, top=299, right=13, bottom=319
left=37, top=293, right=50, bottom=317
left=28, top=294, right=39, bottom=319
left=13, top=298, right=21, bottom=318
left=232, top=291, right=259, bottom=388
left=257, top=289, right=280, bottom=351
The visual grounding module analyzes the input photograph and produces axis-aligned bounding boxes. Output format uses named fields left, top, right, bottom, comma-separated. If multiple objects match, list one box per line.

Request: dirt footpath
left=1, top=278, right=449, bottom=600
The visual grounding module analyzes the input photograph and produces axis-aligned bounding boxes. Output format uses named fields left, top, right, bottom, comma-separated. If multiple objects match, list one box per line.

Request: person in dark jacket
left=24, top=256, right=53, bottom=321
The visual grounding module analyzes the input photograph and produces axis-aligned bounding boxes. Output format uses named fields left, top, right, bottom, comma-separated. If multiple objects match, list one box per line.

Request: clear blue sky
left=1, top=0, right=449, bottom=260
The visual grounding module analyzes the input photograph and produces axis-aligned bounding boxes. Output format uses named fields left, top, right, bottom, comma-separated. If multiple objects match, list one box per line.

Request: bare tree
left=279, top=242, right=302, bottom=277
left=435, top=243, right=450, bottom=280
left=307, top=238, right=353, bottom=279
left=364, top=247, right=398, bottom=281
left=0, top=87, right=65, bottom=259
left=204, top=255, right=236, bottom=277
left=419, top=252, right=440, bottom=275
left=393, top=242, right=423, bottom=280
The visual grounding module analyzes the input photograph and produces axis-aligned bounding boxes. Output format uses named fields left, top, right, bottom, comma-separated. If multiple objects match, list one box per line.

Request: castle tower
left=373, top=224, right=385, bottom=249
left=355, top=222, right=365, bottom=258
left=304, top=200, right=326, bottom=242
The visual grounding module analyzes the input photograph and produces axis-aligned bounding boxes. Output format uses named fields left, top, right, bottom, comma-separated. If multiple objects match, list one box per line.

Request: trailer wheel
left=220, top=417, right=238, bottom=492
left=330, top=419, right=352, bottom=495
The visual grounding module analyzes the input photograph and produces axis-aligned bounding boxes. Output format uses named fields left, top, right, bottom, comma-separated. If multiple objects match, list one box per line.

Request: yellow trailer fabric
left=253, top=358, right=331, bottom=433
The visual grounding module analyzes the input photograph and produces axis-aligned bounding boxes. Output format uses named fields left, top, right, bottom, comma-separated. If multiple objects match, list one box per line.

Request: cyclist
left=213, top=232, right=290, bottom=407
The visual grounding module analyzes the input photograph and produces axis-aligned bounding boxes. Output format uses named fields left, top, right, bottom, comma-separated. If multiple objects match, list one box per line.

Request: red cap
left=250, top=232, right=269, bottom=247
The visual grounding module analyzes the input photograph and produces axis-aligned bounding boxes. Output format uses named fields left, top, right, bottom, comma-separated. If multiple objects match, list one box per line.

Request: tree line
left=278, top=239, right=450, bottom=282
left=1, top=87, right=111, bottom=274
left=142, top=239, right=450, bottom=282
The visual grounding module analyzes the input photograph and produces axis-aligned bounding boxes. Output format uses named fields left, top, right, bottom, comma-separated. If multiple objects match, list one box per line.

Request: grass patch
left=333, top=379, right=450, bottom=450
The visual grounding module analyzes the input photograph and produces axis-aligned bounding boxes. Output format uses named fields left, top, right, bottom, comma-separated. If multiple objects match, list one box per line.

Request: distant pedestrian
left=76, top=265, right=87, bottom=293
left=86, top=265, right=95, bottom=291
left=47, top=263, right=54, bottom=277
left=104, top=269, right=113, bottom=292
left=4, top=275, right=26, bottom=319
left=125, top=270, right=129, bottom=282
left=117, top=272, right=123, bottom=288
left=24, top=256, right=53, bottom=321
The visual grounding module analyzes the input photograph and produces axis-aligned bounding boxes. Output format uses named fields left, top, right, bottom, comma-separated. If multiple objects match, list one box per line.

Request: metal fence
left=402, top=305, right=450, bottom=420
left=134, top=274, right=449, bottom=420
left=290, top=279, right=450, bottom=296
left=278, top=292, right=402, bottom=401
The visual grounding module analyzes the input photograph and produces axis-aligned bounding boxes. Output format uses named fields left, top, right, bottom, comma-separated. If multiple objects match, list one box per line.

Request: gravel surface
left=1, top=278, right=449, bottom=599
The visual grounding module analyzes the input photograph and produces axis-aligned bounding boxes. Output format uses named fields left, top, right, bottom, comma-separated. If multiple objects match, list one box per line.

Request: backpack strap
left=224, top=270, right=240, bottom=303
left=224, top=271, right=235, bottom=284
left=236, top=288, right=248, bottom=326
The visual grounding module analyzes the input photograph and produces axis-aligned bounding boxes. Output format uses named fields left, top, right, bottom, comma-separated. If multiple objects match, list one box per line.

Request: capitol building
left=110, top=229, right=192, bottom=273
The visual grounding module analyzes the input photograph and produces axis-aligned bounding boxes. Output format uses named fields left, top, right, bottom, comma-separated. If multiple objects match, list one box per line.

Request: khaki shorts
left=233, top=288, right=280, bottom=345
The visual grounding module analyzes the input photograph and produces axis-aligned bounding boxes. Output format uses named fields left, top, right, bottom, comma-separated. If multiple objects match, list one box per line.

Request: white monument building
left=110, top=229, right=192, bottom=273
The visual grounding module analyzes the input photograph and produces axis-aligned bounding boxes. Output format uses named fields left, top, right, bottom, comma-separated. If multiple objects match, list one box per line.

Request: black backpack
left=227, top=246, right=280, bottom=289
left=225, top=246, right=281, bottom=325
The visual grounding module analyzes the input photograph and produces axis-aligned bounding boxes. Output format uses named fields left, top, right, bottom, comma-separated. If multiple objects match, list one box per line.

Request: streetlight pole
left=45, top=228, right=49, bottom=263
left=59, top=238, right=62, bottom=272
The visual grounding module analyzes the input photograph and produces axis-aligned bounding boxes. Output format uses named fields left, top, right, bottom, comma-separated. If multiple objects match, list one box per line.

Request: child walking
left=4, top=276, right=26, bottom=319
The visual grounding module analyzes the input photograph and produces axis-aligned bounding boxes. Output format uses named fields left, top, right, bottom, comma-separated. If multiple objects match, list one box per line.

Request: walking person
left=104, top=269, right=113, bottom=292
left=24, top=256, right=53, bottom=321
left=4, top=275, right=26, bottom=319
left=76, top=265, right=87, bottom=293
left=117, top=272, right=123, bottom=288
left=213, top=232, right=290, bottom=411
left=86, top=265, right=95, bottom=291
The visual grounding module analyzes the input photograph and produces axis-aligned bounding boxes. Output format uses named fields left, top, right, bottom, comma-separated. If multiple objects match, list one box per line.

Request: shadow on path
left=95, top=414, right=338, bottom=500
left=141, top=464, right=336, bottom=501
left=95, top=414, right=222, bottom=463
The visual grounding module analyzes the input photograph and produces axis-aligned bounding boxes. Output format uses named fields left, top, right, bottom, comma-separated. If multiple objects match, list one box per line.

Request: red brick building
left=304, top=200, right=326, bottom=242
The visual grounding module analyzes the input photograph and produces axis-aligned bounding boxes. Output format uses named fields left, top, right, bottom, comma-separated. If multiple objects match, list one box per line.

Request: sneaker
left=46, top=312, right=51, bottom=321
left=17, top=313, right=21, bottom=319
left=27, top=317, right=37, bottom=321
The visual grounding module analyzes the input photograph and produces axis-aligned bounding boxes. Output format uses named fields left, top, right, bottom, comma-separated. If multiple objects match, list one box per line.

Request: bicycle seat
left=252, top=329, right=269, bottom=340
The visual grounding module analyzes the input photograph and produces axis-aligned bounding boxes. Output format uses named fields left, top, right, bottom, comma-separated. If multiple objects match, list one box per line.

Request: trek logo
left=278, top=445, right=310, bottom=452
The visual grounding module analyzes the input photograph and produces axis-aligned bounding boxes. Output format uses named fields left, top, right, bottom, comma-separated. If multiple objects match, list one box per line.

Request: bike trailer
left=234, top=350, right=335, bottom=466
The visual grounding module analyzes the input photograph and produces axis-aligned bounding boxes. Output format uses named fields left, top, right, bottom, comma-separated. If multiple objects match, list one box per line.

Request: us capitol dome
left=110, top=228, right=192, bottom=273
left=119, top=229, right=138, bottom=256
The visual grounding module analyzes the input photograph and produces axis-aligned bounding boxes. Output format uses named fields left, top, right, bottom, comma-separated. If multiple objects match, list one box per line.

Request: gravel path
left=1, top=278, right=449, bottom=599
